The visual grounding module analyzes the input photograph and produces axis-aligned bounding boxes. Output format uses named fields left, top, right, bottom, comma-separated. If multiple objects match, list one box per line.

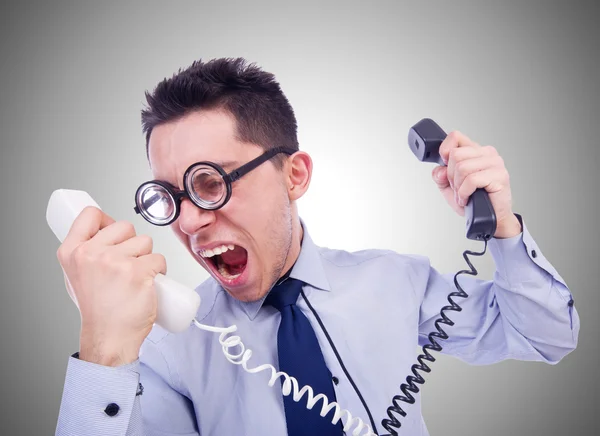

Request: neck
left=278, top=214, right=304, bottom=282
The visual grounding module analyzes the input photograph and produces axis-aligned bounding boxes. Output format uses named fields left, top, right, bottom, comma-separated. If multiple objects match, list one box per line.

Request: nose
left=177, top=197, right=216, bottom=235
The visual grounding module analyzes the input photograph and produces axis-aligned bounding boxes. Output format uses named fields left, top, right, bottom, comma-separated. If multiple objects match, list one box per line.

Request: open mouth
left=199, top=244, right=248, bottom=284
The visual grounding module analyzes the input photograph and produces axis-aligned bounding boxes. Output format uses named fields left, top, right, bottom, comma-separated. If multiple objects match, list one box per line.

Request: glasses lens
left=137, top=184, right=176, bottom=224
left=186, top=165, right=227, bottom=208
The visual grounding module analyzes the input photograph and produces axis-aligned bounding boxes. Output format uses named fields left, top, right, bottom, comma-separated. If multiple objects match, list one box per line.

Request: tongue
left=220, top=246, right=247, bottom=266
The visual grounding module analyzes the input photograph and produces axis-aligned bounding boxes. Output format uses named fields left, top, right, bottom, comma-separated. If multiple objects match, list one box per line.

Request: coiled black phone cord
left=380, top=237, right=490, bottom=435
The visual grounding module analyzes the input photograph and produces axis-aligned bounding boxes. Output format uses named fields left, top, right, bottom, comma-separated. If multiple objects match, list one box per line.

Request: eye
left=193, top=171, right=225, bottom=201
left=205, top=180, right=221, bottom=192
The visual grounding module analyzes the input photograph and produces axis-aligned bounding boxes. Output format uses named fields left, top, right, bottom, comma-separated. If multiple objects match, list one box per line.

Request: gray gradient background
left=0, top=0, right=598, bottom=435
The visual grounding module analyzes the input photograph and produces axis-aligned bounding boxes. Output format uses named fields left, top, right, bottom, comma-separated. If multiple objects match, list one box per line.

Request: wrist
left=79, top=332, right=140, bottom=367
left=494, top=213, right=522, bottom=239
left=78, top=348, right=138, bottom=367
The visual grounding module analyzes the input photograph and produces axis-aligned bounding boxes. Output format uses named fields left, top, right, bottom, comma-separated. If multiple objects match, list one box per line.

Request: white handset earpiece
left=46, top=189, right=201, bottom=333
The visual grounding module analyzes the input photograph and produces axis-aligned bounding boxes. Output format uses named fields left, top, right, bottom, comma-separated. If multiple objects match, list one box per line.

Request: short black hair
left=141, top=57, right=299, bottom=170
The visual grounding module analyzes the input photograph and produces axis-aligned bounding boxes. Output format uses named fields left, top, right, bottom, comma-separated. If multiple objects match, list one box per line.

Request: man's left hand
left=432, top=130, right=522, bottom=239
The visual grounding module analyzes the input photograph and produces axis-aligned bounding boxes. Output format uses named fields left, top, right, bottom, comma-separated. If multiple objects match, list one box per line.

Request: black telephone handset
left=408, top=118, right=497, bottom=240
left=379, top=119, right=495, bottom=435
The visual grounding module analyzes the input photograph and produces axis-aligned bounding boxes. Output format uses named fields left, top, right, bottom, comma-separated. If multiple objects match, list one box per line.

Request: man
left=55, top=57, right=579, bottom=436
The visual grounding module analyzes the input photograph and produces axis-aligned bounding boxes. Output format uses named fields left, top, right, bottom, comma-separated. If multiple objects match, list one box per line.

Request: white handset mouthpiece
left=46, top=189, right=201, bottom=333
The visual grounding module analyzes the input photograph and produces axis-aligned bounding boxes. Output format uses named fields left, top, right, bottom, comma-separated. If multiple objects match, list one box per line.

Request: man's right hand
left=56, top=206, right=167, bottom=367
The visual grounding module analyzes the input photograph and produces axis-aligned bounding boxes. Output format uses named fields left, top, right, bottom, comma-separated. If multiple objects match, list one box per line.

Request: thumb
left=432, top=166, right=449, bottom=189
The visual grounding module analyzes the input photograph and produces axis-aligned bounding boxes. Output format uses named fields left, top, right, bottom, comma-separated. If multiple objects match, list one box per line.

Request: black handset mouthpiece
left=408, top=118, right=497, bottom=240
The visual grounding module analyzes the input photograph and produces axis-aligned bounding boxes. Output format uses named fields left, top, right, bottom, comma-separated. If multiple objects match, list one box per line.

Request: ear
left=286, top=151, right=312, bottom=201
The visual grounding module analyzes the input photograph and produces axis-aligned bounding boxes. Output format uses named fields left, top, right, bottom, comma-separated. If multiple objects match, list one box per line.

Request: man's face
left=148, top=109, right=295, bottom=302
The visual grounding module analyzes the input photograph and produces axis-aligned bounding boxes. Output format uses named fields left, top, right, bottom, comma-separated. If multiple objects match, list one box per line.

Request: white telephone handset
left=46, top=188, right=376, bottom=436
left=46, top=189, right=201, bottom=333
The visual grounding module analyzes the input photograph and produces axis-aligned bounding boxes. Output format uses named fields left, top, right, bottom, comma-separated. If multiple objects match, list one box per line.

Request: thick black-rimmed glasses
left=134, top=146, right=295, bottom=226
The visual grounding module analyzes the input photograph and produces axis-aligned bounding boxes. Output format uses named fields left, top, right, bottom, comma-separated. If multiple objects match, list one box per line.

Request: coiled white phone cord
left=192, top=319, right=377, bottom=436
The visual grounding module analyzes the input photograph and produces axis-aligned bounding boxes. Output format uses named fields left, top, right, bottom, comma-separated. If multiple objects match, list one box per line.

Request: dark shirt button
left=104, top=403, right=120, bottom=417
left=568, top=299, right=574, bottom=307
left=332, top=376, right=339, bottom=385
left=531, top=249, right=537, bottom=258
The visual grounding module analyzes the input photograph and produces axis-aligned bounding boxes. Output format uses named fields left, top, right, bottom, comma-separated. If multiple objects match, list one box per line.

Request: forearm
left=56, top=337, right=201, bottom=436
left=56, top=354, right=144, bottom=436
left=417, top=215, right=579, bottom=365
left=487, top=225, right=579, bottom=362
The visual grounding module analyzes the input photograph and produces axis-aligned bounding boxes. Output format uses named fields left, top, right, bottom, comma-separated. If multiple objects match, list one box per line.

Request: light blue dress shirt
left=56, top=215, right=579, bottom=436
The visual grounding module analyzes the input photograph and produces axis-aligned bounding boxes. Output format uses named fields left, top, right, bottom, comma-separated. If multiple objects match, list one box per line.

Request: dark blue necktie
left=265, top=277, right=343, bottom=436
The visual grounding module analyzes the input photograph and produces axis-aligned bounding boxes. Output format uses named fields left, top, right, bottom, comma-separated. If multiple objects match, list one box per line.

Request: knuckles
left=440, top=131, right=461, bottom=160
left=117, top=259, right=137, bottom=278
left=138, top=234, right=153, bottom=251
left=57, top=227, right=153, bottom=279
left=483, top=145, right=498, bottom=155
left=115, top=220, right=137, bottom=238
left=453, top=160, right=466, bottom=175
left=56, top=245, right=68, bottom=264
left=447, top=130, right=462, bottom=141
left=82, top=205, right=103, bottom=220
left=448, top=147, right=461, bottom=163
left=92, top=250, right=141, bottom=281
left=71, top=243, right=96, bottom=266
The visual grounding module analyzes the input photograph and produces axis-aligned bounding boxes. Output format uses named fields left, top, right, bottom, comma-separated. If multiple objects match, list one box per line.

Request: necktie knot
left=264, top=278, right=304, bottom=312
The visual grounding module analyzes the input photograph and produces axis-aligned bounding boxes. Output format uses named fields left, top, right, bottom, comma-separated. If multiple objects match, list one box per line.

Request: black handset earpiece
left=408, top=118, right=497, bottom=240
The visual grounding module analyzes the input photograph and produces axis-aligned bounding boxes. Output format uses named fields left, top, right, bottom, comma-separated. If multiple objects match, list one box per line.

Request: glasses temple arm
left=225, top=147, right=293, bottom=183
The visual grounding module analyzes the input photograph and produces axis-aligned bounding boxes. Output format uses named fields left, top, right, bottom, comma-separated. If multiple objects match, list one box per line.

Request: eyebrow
left=155, top=160, right=240, bottom=187
left=213, top=160, right=239, bottom=171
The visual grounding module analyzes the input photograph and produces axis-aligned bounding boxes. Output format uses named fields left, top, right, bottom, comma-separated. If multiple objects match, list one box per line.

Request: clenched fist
left=56, top=206, right=167, bottom=366
left=431, top=131, right=522, bottom=239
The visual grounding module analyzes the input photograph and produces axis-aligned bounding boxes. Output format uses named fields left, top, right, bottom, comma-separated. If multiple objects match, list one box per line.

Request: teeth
left=218, top=261, right=242, bottom=279
left=200, top=244, right=235, bottom=258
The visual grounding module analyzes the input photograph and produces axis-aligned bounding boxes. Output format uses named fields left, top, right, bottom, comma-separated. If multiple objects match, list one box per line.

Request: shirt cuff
left=488, top=213, right=570, bottom=297
left=57, top=353, right=141, bottom=434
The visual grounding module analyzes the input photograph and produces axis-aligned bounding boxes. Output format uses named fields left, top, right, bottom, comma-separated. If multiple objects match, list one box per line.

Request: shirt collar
left=233, top=217, right=331, bottom=320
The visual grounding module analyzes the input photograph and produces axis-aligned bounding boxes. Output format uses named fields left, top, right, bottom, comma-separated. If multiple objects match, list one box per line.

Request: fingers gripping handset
left=408, top=118, right=497, bottom=240
left=46, top=189, right=201, bottom=340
